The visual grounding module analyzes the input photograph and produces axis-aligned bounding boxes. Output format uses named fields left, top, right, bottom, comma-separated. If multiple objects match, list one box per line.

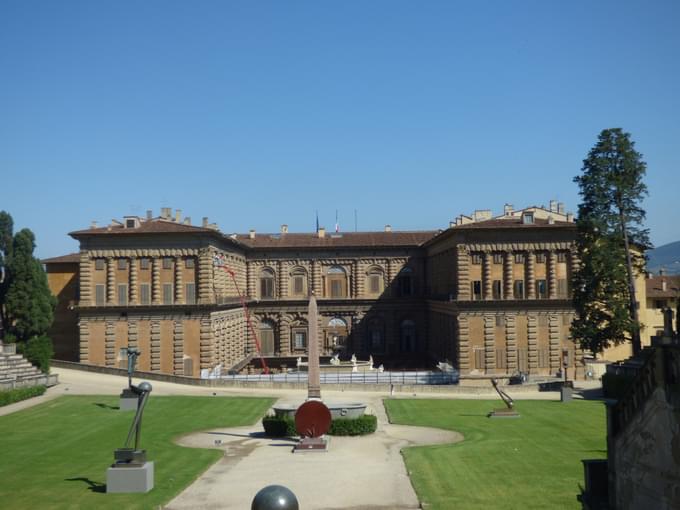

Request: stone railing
left=1, top=343, right=17, bottom=355
left=610, top=345, right=680, bottom=437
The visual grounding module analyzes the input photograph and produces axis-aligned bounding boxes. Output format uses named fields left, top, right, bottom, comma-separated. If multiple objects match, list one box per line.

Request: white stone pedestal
left=106, top=461, right=154, bottom=493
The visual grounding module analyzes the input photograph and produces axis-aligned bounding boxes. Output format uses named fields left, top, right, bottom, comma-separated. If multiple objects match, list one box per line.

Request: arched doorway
left=325, top=317, right=348, bottom=355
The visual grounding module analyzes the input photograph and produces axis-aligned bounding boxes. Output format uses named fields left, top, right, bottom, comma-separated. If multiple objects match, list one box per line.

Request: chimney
left=90, top=221, right=97, bottom=229
left=249, top=229, right=256, bottom=239
left=504, top=204, right=513, bottom=216
left=647, top=272, right=653, bottom=279
left=384, top=225, right=392, bottom=232
left=161, top=207, right=172, bottom=219
left=281, top=224, right=288, bottom=234
left=558, top=202, right=565, bottom=215
left=202, top=217, right=209, bottom=227
left=660, top=268, right=666, bottom=276
left=449, top=221, right=455, bottom=228
left=548, top=215, right=555, bottom=225
left=183, top=217, right=191, bottom=225
left=318, top=227, right=326, bottom=238
left=566, top=212, right=574, bottom=222
left=174, top=209, right=181, bottom=222
left=549, top=200, right=558, bottom=213
left=662, top=279, right=667, bottom=292
left=146, top=210, right=153, bottom=220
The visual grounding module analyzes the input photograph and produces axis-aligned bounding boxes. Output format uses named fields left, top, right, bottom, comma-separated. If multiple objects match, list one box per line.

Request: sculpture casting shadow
left=94, top=403, right=120, bottom=410
left=65, top=477, right=106, bottom=493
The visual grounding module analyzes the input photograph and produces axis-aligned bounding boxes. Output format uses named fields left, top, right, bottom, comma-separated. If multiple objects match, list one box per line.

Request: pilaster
left=456, top=245, right=470, bottom=300
left=527, top=314, right=538, bottom=371
left=105, top=320, right=116, bottom=367
left=200, top=317, right=213, bottom=369
left=526, top=251, right=536, bottom=299
left=106, top=257, right=115, bottom=304
left=173, top=320, right=184, bottom=375
left=129, top=257, right=138, bottom=305
left=457, top=315, right=470, bottom=373
left=503, top=250, right=513, bottom=299
left=152, top=258, right=161, bottom=305
left=175, top=256, right=184, bottom=304
left=549, top=314, right=561, bottom=372
left=78, top=319, right=89, bottom=363
left=505, top=314, right=517, bottom=371
left=483, top=251, right=492, bottom=300
left=484, top=314, right=496, bottom=372
left=198, top=249, right=213, bottom=304
left=548, top=251, right=558, bottom=299
left=79, top=252, right=92, bottom=305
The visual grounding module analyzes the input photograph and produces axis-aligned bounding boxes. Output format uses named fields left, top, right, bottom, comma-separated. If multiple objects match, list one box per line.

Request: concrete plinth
left=560, top=387, right=573, bottom=402
left=120, top=397, right=138, bottom=411
left=106, top=461, right=154, bottom=493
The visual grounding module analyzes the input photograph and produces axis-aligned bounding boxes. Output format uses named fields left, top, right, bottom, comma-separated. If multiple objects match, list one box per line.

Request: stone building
left=45, top=202, right=614, bottom=379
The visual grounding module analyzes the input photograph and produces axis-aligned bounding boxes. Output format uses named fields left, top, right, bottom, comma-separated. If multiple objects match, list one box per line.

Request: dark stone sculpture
left=113, top=381, right=153, bottom=466
left=251, top=485, right=299, bottom=510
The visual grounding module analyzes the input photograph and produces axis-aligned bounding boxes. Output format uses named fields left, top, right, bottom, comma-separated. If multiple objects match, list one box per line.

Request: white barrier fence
left=201, top=370, right=459, bottom=385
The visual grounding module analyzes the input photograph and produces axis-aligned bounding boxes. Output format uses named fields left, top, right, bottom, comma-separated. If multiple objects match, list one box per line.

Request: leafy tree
left=0, top=211, right=13, bottom=338
left=3, top=228, right=56, bottom=346
left=571, top=128, right=650, bottom=356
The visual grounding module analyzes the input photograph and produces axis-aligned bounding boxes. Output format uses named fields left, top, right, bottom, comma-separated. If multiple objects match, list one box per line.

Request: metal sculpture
left=113, top=381, right=153, bottom=466
left=488, top=378, right=520, bottom=418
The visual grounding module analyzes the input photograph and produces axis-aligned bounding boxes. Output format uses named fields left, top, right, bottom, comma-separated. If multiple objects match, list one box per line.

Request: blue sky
left=1, top=1, right=679, bottom=258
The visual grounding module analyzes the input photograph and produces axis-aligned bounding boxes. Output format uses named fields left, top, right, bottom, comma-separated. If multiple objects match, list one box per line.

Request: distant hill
left=647, top=240, right=680, bottom=275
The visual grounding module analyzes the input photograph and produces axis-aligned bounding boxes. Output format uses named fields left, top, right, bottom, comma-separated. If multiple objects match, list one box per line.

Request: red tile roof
left=646, top=275, right=680, bottom=298
left=234, top=231, right=438, bottom=249
left=453, top=218, right=575, bottom=229
left=69, top=220, right=215, bottom=237
left=42, top=253, right=81, bottom=264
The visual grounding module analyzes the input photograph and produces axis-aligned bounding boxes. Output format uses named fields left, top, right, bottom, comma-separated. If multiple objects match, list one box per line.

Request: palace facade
left=45, top=202, right=595, bottom=379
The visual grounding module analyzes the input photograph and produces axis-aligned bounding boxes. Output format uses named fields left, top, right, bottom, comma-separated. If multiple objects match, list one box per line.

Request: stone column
left=79, top=252, right=92, bottom=306
left=526, top=251, right=536, bottom=299
left=527, top=314, right=538, bottom=372
left=549, top=314, right=560, bottom=373
left=456, top=246, right=470, bottom=300
left=548, top=251, right=558, bottom=299
left=152, top=258, right=161, bottom=305
left=307, top=294, right=321, bottom=399
left=106, top=257, right=116, bottom=304
left=387, top=259, right=396, bottom=297
left=200, top=316, right=213, bottom=369
left=457, top=315, right=470, bottom=374
left=483, top=251, right=492, bottom=300
left=105, top=320, right=116, bottom=366
left=503, top=250, right=513, bottom=299
left=279, top=317, right=291, bottom=355
left=505, top=315, right=517, bottom=371
left=277, top=261, right=285, bottom=298
left=484, top=315, right=496, bottom=373
left=128, top=320, right=138, bottom=350
left=150, top=319, right=161, bottom=371
left=173, top=320, right=184, bottom=375
left=78, top=319, right=89, bottom=363
left=198, top=250, right=213, bottom=304
left=129, top=257, right=138, bottom=305
left=311, top=260, right=321, bottom=295
left=352, top=260, right=359, bottom=298
left=175, top=256, right=184, bottom=304
left=569, top=248, right=579, bottom=297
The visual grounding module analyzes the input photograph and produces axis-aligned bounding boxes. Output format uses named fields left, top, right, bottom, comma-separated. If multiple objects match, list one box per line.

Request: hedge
left=0, top=385, right=47, bottom=407
left=262, top=413, right=377, bottom=437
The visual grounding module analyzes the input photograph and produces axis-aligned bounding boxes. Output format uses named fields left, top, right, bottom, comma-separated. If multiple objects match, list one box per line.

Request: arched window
left=326, top=266, right=347, bottom=298
left=398, top=267, right=414, bottom=297
left=366, top=267, right=384, bottom=295
left=289, top=267, right=308, bottom=297
left=328, top=317, right=347, bottom=328
left=400, top=319, right=416, bottom=352
left=259, top=268, right=275, bottom=298
left=258, top=320, right=276, bottom=355
left=367, top=317, right=385, bottom=352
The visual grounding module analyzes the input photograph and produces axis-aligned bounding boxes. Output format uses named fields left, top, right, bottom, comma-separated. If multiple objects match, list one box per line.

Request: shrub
left=328, top=414, right=377, bottom=436
left=0, top=385, right=46, bottom=407
left=20, top=335, right=53, bottom=374
left=262, top=413, right=377, bottom=437
left=262, top=415, right=296, bottom=437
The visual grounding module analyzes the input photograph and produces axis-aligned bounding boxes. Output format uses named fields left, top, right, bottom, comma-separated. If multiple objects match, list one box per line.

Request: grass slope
left=385, top=399, right=606, bottom=510
left=0, top=395, right=273, bottom=510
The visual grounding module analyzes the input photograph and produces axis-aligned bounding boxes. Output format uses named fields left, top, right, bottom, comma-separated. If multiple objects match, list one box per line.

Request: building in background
left=43, top=201, right=648, bottom=379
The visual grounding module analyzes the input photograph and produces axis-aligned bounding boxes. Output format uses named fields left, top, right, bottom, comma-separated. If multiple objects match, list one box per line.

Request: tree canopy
left=571, top=128, right=650, bottom=356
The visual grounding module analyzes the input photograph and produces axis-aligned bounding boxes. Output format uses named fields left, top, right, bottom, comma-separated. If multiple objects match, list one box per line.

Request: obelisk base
left=293, top=436, right=328, bottom=453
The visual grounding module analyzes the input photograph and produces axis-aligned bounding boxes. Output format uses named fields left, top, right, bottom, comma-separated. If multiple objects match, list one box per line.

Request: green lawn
left=384, top=399, right=606, bottom=510
left=0, top=395, right=273, bottom=510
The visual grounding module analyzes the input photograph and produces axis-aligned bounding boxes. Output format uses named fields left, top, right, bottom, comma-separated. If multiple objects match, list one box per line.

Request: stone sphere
left=138, top=381, right=153, bottom=392
left=251, top=485, right=299, bottom=510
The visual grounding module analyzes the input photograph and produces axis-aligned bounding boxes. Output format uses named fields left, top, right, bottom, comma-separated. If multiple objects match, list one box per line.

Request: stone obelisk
left=307, top=292, right=321, bottom=400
